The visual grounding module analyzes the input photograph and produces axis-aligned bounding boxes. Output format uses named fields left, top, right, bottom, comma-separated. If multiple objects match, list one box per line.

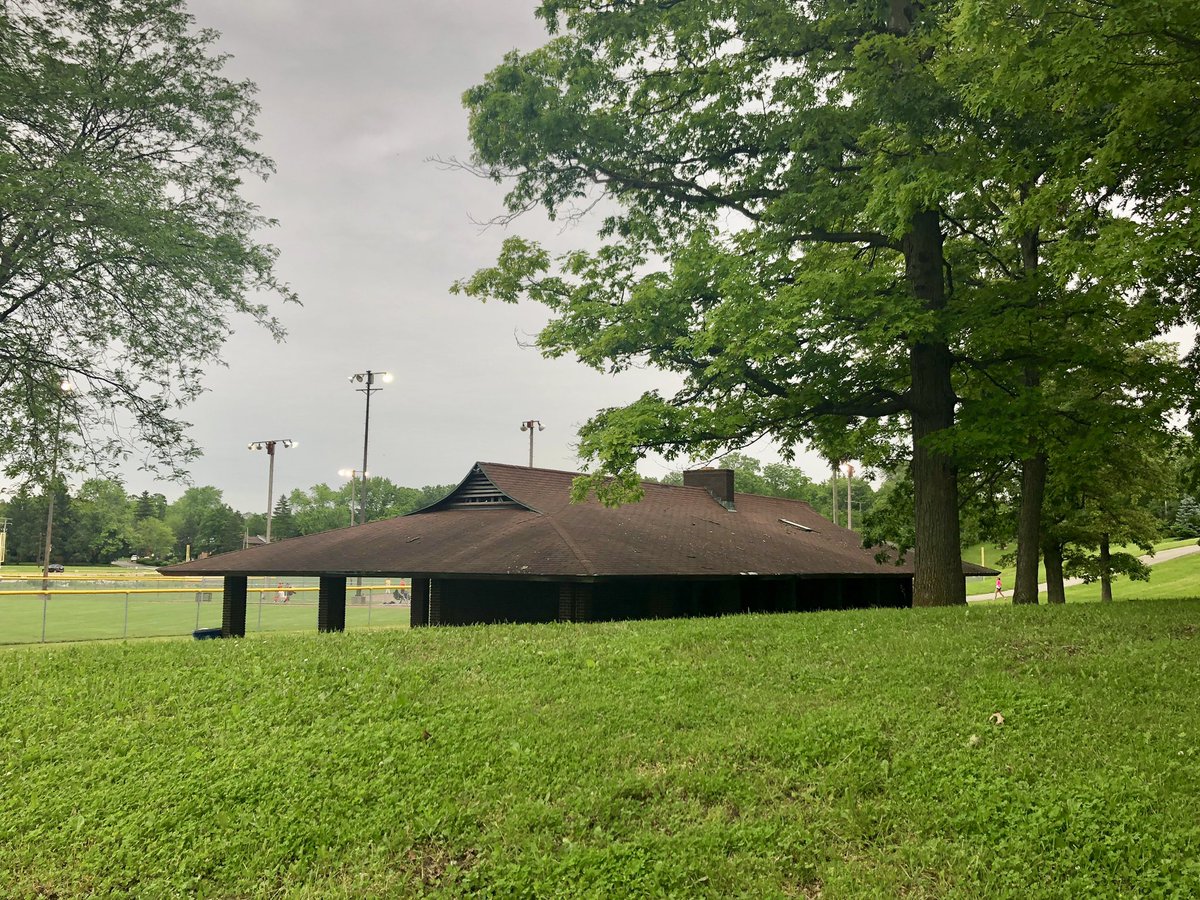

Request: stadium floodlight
left=519, top=420, right=545, bottom=467
left=247, top=439, right=296, bottom=542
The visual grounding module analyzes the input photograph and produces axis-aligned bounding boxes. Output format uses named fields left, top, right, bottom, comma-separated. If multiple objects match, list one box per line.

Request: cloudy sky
left=110, top=0, right=819, bottom=513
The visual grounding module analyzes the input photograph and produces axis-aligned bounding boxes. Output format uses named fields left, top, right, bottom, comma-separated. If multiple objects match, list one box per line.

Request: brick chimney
left=684, top=467, right=735, bottom=510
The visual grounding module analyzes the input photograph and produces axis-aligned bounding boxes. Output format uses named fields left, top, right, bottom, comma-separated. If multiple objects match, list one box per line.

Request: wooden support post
left=222, top=576, right=248, bottom=638
left=410, top=577, right=430, bottom=627
left=318, top=575, right=346, bottom=633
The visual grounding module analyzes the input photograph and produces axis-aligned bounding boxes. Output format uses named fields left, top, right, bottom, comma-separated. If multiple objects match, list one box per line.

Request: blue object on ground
left=193, top=627, right=224, bottom=640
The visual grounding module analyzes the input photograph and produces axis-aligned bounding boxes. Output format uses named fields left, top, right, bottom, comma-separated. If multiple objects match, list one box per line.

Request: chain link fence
left=0, top=575, right=411, bottom=645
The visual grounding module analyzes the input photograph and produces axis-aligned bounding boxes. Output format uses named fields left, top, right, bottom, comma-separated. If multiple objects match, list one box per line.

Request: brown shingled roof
left=161, top=462, right=995, bottom=579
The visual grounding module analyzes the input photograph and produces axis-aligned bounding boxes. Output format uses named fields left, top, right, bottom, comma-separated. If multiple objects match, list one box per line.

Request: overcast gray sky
left=109, top=0, right=824, bottom=513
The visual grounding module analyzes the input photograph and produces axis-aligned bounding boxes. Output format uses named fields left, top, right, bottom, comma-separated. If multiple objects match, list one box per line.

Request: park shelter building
left=161, top=462, right=993, bottom=634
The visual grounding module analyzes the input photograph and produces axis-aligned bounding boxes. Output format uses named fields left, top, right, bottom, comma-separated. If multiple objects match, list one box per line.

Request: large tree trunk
left=1099, top=533, right=1113, bottom=603
left=1012, top=451, right=1046, bottom=604
left=1042, top=539, right=1066, bottom=604
left=906, top=209, right=964, bottom=606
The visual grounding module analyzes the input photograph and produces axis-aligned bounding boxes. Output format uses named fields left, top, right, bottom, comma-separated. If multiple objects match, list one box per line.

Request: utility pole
left=350, top=370, right=391, bottom=524
left=830, top=462, right=839, bottom=527
left=338, top=469, right=367, bottom=526
left=845, top=463, right=854, bottom=531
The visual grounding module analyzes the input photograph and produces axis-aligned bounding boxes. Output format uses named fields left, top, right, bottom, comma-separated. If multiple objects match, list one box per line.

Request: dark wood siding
left=422, top=574, right=914, bottom=627
left=431, top=579, right=559, bottom=625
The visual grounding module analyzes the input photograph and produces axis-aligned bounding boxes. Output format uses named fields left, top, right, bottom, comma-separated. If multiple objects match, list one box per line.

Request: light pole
left=248, top=439, right=296, bottom=542
left=845, top=462, right=855, bottom=531
left=42, top=377, right=74, bottom=589
left=519, top=419, right=544, bottom=468
left=337, top=468, right=368, bottom=527
left=349, top=370, right=391, bottom=525
left=830, top=461, right=839, bottom=527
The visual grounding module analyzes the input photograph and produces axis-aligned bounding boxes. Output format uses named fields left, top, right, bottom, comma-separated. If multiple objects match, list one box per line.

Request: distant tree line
left=651, top=453, right=880, bottom=525
left=0, top=478, right=455, bottom=567
left=6, top=451, right=1196, bottom=576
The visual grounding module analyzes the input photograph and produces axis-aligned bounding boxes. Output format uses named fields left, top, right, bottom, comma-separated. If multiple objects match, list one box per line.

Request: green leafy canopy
left=0, top=0, right=296, bottom=483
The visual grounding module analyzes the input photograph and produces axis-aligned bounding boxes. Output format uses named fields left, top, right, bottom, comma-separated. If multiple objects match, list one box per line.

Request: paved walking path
left=968, top=542, right=1200, bottom=602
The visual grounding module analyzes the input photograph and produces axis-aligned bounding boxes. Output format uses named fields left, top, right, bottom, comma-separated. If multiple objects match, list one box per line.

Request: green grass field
left=0, top=593, right=409, bottom=644
left=3, top=600, right=1198, bottom=897
left=1, top=575, right=410, bottom=645
left=964, top=538, right=1199, bottom=596
left=1060, top=550, right=1200, bottom=603
left=0, top=564, right=161, bottom=575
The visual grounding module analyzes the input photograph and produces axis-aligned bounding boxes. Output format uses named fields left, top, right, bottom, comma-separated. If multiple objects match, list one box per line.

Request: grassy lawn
left=964, top=537, right=1199, bottom=596
left=960, top=548, right=1200, bottom=605
left=1061, top=551, right=1200, bottom=603
left=0, top=564, right=162, bottom=577
left=3, top=601, right=1199, bottom=897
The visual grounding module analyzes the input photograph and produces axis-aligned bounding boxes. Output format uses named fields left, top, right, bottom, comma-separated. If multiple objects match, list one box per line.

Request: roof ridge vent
left=418, top=464, right=524, bottom=511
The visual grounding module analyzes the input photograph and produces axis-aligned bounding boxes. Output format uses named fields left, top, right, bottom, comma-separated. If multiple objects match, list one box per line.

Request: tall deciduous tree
left=957, top=0, right=1198, bottom=277
left=3, top=485, right=45, bottom=562
left=166, top=486, right=242, bottom=558
left=964, top=342, right=1181, bottom=603
left=457, top=0, right=992, bottom=604
left=4, top=482, right=72, bottom=563
left=65, top=477, right=133, bottom=563
left=287, top=479, right=456, bottom=535
left=287, top=484, right=350, bottom=536
left=131, top=515, right=174, bottom=562
left=0, top=0, right=295, bottom=483
left=944, top=0, right=1197, bottom=605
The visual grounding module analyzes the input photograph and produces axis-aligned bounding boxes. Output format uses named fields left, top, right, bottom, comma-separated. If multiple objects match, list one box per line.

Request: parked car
left=47, top=563, right=64, bottom=573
